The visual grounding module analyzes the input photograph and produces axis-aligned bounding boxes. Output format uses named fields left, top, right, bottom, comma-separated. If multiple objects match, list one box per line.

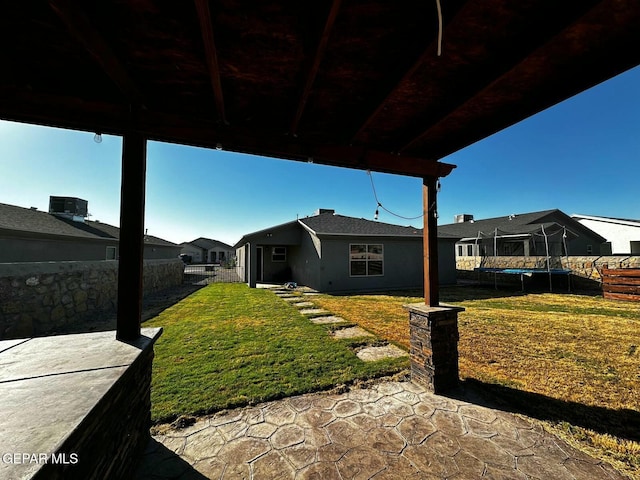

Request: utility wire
left=367, top=170, right=437, bottom=221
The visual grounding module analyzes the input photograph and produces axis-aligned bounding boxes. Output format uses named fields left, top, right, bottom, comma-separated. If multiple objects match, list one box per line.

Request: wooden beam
left=398, top=1, right=610, bottom=155
left=423, top=176, right=439, bottom=306
left=116, top=133, right=147, bottom=341
left=310, top=146, right=456, bottom=178
left=349, top=0, right=468, bottom=145
left=290, top=0, right=342, bottom=136
left=48, top=0, right=145, bottom=107
left=0, top=87, right=455, bottom=178
left=351, top=44, right=437, bottom=145
left=194, top=0, right=227, bottom=124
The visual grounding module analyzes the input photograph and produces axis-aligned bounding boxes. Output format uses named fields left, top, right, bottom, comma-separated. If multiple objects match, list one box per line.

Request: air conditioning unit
left=49, top=196, right=88, bottom=221
left=454, top=214, right=473, bottom=223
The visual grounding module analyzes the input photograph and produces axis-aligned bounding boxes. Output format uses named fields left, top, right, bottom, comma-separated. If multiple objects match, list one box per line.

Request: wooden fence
left=601, top=268, right=640, bottom=302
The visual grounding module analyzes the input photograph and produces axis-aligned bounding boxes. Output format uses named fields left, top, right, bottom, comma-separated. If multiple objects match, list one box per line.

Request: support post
left=423, top=176, right=439, bottom=306
left=116, top=132, right=147, bottom=341
left=408, top=175, right=463, bottom=393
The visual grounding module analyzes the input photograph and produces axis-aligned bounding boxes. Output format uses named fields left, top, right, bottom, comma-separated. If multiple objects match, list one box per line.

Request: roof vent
left=454, top=214, right=473, bottom=223
left=49, top=196, right=88, bottom=222
left=315, top=209, right=335, bottom=216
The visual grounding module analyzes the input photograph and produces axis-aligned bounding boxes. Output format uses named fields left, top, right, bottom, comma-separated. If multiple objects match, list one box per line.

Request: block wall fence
left=0, top=259, right=183, bottom=340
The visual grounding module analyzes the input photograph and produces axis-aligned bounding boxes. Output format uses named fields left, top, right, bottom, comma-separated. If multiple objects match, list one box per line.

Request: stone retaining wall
left=0, top=259, right=183, bottom=339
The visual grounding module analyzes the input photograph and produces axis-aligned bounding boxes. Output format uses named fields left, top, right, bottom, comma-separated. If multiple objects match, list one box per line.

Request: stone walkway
left=271, top=287, right=409, bottom=363
left=134, top=380, right=626, bottom=480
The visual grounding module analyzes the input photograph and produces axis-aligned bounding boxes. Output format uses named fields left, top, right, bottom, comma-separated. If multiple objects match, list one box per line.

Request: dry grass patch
left=311, top=293, right=416, bottom=349
left=312, top=288, right=640, bottom=479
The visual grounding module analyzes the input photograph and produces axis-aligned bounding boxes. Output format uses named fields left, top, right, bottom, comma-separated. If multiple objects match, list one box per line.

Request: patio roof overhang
left=1, top=0, right=639, bottom=334
left=1, top=1, right=639, bottom=177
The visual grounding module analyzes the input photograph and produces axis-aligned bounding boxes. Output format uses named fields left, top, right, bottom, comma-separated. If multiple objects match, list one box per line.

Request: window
left=106, top=246, right=116, bottom=260
left=272, top=246, right=286, bottom=262
left=457, top=245, right=463, bottom=257
left=586, top=244, right=593, bottom=255
left=350, top=244, right=383, bottom=276
left=466, top=244, right=474, bottom=256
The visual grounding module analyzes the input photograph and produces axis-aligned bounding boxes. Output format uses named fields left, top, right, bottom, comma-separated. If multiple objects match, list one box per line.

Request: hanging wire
left=367, top=170, right=438, bottom=221
left=435, top=0, right=443, bottom=56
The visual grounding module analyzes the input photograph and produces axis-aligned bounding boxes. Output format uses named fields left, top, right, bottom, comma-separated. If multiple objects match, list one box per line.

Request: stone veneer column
left=406, top=303, right=464, bottom=393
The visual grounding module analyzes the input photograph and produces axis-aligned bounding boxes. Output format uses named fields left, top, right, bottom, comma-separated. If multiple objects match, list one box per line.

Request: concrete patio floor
left=134, top=380, right=626, bottom=480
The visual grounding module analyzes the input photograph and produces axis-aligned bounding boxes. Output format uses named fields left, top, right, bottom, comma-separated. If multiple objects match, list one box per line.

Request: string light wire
left=367, top=170, right=439, bottom=221
left=435, top=0, right=443, bottom=56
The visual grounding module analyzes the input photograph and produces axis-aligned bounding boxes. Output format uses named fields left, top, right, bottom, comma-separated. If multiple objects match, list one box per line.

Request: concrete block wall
left=0, top=259, right=183, bottom=339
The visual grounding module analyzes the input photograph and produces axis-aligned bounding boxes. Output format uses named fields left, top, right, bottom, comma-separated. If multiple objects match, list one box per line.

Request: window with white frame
left=350, top=244, right=383, bottom=276
left=272, top=246, right=286, bottom=262
left=457, top=245, right=463, bottom=257
left=467, top=244, right=474, bottom=256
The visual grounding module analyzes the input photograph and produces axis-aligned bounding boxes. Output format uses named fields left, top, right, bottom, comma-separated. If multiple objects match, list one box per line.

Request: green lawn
left=143, top=283, right=407, bottom=423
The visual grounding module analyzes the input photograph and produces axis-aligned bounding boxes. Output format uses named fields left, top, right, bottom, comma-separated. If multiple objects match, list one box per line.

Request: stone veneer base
left=406, top=303, right=464, bottom=393
left=0, top=327, right=162, bottom=480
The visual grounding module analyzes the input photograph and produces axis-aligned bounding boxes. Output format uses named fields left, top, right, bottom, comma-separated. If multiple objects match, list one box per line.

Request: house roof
left=571, top=214, right=640, bottom=227
left=234, top=211, right=463, bottom=248
left=0, top=202, right=177, bottom=247
left=300, top=212, right=422, bottom=237
left=438, top=209, right=606, bottom=242
left=1, top=2, right=638, bottom=179
left=185, top=237, right=234, bottom=250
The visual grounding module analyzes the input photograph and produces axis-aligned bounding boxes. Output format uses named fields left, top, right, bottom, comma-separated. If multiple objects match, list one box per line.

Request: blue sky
left=1, top=65, right=639, bottom=246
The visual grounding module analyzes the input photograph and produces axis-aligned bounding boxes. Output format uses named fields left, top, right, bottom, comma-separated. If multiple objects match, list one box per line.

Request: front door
left=256, top=247, right=263, bottom=282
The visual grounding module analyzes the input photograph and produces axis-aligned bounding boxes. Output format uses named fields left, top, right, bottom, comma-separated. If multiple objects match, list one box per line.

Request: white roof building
left=571, top=214, right=640, bottom=255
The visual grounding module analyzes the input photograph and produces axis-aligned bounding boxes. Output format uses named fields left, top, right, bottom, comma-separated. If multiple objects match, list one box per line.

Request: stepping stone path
left=331, top=326, right=374, bottom=339
left=357, top=344, right=408, bottom=362
left=293, top=301, right=315, bottom=308
left=272, top=286, right=406, bottom=363
left=310, top=316, right=346, bottom=325
left=300, top=308, right=329, bottom=316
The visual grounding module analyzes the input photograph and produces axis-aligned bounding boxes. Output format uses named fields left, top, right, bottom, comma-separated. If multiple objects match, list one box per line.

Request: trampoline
left=476, top=267, right=572, bottom=292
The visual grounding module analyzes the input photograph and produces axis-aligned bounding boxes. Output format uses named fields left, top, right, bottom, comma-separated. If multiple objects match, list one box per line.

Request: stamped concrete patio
left=134, top=380, right=626, bottom=480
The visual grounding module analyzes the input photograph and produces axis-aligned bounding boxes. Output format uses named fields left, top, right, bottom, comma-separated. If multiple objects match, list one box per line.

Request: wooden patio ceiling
left=1, top=1, right=639, bottom=178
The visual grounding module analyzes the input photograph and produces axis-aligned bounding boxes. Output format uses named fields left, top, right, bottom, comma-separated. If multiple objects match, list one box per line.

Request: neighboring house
left=234, top=209, right=458, bottom=293
left=180, top=237, right=234, bottom=264
left=571, top=214, right=640, bottom=255
left=0, top=198, right=180, bottom=262
left=438, top=209, right=607, bottom=260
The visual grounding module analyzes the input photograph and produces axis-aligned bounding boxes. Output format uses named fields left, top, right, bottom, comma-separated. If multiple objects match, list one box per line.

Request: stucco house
left=439, top=209, right=607, bottom=262
left=571, top=214, right=640, bottom=255
left=0, top=198, right=180, bottom=262
left=180, top=237, right=234, bottom=264
left=234, top=209, right=458, bottom=293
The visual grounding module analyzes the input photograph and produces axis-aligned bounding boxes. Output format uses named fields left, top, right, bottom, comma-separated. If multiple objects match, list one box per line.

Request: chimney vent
left=315, top=209, right=335, bottom=216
